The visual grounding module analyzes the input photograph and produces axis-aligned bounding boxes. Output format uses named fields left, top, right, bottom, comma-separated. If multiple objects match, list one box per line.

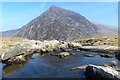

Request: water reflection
left=3, top=63, right=26, bottom=75
left=2, top=54, right=32, bottom=76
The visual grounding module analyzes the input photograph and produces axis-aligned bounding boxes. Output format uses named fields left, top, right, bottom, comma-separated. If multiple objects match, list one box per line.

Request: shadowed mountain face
left=1, top=6, right=117, bottom=41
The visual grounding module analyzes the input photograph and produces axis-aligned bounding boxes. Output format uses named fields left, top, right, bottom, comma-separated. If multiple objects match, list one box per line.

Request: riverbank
left=0, top=37, right=119, bottom=63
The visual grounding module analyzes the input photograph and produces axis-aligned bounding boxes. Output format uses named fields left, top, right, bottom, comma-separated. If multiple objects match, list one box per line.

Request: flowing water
left=2, top=50, right=120, bottom=79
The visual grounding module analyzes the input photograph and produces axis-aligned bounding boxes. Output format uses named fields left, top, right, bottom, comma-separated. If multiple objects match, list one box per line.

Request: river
left=2, top=50, right=120, bottom=79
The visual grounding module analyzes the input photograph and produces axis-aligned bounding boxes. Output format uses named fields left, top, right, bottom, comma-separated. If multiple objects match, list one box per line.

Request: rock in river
left=51, top=52, right=70, bottom=58
left=84, top=64, right=120, bottom=80
left=59, top=52, right=70, bottom=58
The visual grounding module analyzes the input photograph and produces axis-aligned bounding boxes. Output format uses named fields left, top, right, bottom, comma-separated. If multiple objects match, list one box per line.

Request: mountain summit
left=2, top=6, right=117, bottom=41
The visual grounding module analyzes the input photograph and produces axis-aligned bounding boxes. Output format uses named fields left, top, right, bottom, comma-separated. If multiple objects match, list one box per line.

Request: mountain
left=94, top=24, right=118, bottom=36
left=1, top=6, right=117, bottom=41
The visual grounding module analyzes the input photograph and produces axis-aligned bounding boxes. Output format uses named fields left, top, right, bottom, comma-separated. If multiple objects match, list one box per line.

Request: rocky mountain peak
left=1, top=6, right=117, bottom=41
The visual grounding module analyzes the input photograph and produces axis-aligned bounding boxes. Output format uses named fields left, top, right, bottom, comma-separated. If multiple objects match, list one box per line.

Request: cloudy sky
left=1, top=2, right=118, bottom=31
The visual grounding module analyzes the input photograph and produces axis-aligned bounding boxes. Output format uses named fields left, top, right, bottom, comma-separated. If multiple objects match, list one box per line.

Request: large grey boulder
left=84, top=64, right=120, bottom=80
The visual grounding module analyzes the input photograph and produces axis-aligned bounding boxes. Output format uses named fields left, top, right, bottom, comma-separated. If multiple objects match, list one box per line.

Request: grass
left=0, top=36, right=119, bottom=51
left=0, top=37, right=28, bottom=51
left=74, top=36, right=118, bottom=46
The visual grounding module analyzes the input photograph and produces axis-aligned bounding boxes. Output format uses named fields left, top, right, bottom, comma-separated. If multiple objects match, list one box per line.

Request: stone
left=59, top=52, right=70, bottom=58
left=84, top=64, right=120, bottom=80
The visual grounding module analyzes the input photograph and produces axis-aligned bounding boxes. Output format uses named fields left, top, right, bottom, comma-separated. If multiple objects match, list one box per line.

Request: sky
left=1, top=2, right=118, bottom=31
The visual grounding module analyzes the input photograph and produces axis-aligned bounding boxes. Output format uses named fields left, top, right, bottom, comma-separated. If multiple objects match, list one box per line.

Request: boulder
left=1, top=43, right=28, bottom=61
left=59, top=52, right=70, bottom=58
left=84, top=64, right=120, bottom=80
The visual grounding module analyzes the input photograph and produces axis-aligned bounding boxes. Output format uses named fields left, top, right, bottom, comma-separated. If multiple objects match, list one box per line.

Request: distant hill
left=1, top=6, right=117, bottom=41
left=1, top=29, right=19, bottom=38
